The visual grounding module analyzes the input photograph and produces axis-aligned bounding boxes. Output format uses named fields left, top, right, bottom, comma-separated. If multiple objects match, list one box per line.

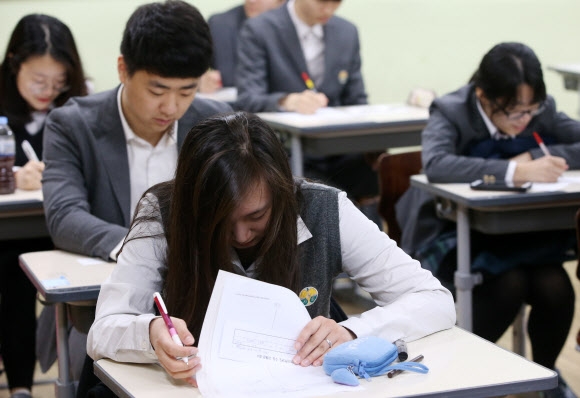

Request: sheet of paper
left=197, top=270, right=358, bottom=397
left=529, top=175, right=580, bottom=192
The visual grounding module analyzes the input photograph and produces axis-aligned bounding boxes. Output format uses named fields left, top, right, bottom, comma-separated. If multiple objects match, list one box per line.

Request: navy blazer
left=235, top=5, right=367, bottom=112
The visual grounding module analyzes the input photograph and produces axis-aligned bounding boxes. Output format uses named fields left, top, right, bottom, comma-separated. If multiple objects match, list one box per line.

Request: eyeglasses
left=29, top=80, right=70, bottom=95
left=495, top=102, right=546, bottom=121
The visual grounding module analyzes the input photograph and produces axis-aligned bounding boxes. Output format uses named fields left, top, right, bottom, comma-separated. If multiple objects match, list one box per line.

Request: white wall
left=1, top=0, right=579, bottom=116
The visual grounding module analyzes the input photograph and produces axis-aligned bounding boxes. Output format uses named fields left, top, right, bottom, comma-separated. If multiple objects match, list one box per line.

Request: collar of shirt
left=231, top=215, right=313, bottom=277
left=116, top=85, right=177, bottom=147
left=476, top=98, right=513, bottom=140
left=25, top=110, right=49, bottom=135
left=287, top=0, right=324, bottom=42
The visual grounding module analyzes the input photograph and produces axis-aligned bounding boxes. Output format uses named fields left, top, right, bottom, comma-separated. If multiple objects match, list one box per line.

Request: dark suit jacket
left=396, top=83, right=580, bottom=256
left=42, top=87, right=231, bottom=260
left=235, top=5, right=367, bottom=112
left=208, top=5, right=247, bottom=88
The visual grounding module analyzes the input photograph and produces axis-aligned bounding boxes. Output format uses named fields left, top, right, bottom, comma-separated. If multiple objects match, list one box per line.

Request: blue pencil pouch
left=322, top=336, right=428, bottom=386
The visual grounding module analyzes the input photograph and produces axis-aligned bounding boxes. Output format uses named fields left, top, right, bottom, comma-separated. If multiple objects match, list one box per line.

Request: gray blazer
left=396, top=83, right=580, bottom=256
left=208, top=5, right=247, bottom=88
left=42, top=87, right=231, bottom=260
left=235, top=5, right=367, bottom=112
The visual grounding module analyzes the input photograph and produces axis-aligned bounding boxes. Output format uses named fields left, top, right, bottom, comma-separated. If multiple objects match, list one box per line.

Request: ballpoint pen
left=22, top=140, right=39, bottom=162
left=153, top=292, right=188, bottom=364
left=387, top=354, right=424, bottom=378
left=532, top=132, right=551, bottom=156
left=301, top=72, right=316, bottom=91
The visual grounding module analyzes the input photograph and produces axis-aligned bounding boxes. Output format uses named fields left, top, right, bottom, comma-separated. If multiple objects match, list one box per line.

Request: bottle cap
left=0, top=116, right=7, bottom=124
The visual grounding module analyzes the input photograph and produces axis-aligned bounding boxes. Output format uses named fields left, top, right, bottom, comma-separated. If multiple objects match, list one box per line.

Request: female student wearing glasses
left=397, top=42, right=580, bottom=398
left=87, top=112, right=455, bottom=386
left=0, top=14, right=86, bottom=398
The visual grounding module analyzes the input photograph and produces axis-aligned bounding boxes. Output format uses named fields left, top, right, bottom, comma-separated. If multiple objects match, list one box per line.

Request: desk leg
left=290, top=134, right=304, bottom=177
left=455, top=204, right=473, bottom=331
left=55, top=302, right=75, bottom=398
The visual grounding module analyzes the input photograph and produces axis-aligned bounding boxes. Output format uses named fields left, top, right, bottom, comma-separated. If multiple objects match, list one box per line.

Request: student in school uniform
left=235, top=0, right=380, bottom=210
left=87, top=111, right=456, bottom=385
left=40, top=0, right=231, bottom=390
left=396, top=42, right=580, bottom=398
left=199, top=0, right=285, bottom=93
left=0, top=14, right=87, bottom=398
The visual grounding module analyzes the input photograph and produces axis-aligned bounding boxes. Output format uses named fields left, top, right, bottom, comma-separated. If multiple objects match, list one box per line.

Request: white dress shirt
left=287, top=0, right=325, bottom=87
left=476, top=99, right=517, bottom=182
left=109, top=86, right=178, bottom=260
left=88, top=190, right=456, bottom=363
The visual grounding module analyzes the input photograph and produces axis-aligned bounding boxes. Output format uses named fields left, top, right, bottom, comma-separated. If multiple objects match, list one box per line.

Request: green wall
left=1, top=0, right=579, bottom=116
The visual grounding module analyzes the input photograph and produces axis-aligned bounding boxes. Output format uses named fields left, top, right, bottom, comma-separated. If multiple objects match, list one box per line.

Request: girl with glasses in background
left=397, top=42, right=580, bottom=398
left=0, top=14, right=86, bottom=398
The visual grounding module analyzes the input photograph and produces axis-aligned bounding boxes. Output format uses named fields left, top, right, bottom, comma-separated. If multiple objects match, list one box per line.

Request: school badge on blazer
left=338, top=70, right=348, bottom=85
left=299, top=286, right=318, bottom=306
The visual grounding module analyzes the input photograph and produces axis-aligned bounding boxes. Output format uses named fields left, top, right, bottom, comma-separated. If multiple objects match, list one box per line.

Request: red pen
left=301, top=72, right=316, bottom=91
left=153, top=292, right=188, bottom=364
left=533, top=131, right=551, bottom=156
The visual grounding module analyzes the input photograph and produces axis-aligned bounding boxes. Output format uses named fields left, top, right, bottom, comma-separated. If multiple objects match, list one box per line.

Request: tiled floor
left=1, top=262, right=579, bottom=398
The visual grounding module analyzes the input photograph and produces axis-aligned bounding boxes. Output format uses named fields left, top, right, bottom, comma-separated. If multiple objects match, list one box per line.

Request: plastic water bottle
left=0, top=116, right=16, bottom=194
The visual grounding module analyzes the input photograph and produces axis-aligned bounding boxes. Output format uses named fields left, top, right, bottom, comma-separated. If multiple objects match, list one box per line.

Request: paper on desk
left=529, top=175, right=580, bottom=192
left=196, top=270, right=357, bottom=398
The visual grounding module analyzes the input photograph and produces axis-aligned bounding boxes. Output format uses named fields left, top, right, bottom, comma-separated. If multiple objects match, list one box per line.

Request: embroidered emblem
left=338, top=70, right=348, bottom=85
left=299, top=286, right=318, bottom=306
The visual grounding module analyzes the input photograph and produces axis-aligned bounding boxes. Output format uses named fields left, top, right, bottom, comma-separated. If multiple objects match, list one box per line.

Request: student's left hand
left=292, top=316, right=355, bottom=367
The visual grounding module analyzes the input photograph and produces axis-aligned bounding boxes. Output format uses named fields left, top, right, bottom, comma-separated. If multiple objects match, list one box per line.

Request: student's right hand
left=15, top=160, right=44, bottom=190
left=198, top=70, right=223, bottom=93
left=280, top=90, right=329, bottom=114
left=149, top=317, right=201, bottom=387
left=512, top=155, right=568, bottom=182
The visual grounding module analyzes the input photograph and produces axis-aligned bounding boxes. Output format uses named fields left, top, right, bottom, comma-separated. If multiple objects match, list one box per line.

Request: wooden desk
left=258, top=104, right=428, bottom=176
left=19, top=250, right=116, bottom=398
left=549, top=63, right=580, bottom=117
left=410, top=171, right=580, bottom=331
left=94, top=326, right=556, bottom=398
left=0, top=189, right=47, bottom=240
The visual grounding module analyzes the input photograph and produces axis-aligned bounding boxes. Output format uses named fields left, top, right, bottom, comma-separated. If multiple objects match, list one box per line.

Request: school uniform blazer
left=396, top=83, right=580, bottom=256
left=42, top=87, right=231, bottom=260
left=235, top=5, right=367, bottom=112
left=208, top=5, right=247, bottom=88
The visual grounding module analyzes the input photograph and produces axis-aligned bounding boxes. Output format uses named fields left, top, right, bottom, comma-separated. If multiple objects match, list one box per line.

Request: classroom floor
left=0, top=261, right=579, bottom=398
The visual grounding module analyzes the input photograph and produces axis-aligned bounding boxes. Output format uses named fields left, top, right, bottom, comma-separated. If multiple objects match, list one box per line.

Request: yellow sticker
left=299, top=286, right=319, bottom=306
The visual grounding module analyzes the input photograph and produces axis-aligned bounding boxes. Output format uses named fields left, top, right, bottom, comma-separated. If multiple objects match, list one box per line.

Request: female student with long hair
left=87, top=112, right=455, bottom=385
left=0, top=14, right=86, bottom=398
left=397, top=42, right=580, bottom=398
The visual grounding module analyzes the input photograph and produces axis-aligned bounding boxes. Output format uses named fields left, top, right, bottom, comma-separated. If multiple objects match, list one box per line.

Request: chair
left=575, top=209, right=580, bottom=351
left=377, top=152, right=527, bottom=355
left=377, top=150, right=422, bottom=243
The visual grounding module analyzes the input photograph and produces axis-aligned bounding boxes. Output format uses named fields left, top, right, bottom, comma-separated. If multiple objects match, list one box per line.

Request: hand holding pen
left=14, top=140, right=44, bottom=190
left=151, top=292, right=200, bottom=386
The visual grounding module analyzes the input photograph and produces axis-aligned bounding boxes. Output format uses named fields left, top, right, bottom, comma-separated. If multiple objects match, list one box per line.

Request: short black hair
left=470, top=42, right=546, bottom=107
left=120, top=0, right=212, bottom=78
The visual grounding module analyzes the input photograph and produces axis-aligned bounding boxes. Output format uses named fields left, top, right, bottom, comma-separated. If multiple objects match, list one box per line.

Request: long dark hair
left=470, top=42, right=546, bottom=109
left=0, top=14, right=87, bottom=126
left=128, top=112, right=300, bottom=341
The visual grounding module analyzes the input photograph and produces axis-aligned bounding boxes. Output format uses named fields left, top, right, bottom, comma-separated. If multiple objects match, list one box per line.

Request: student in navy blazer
left=200, top=0, right=285, bottom=93
left=236, top=0, right=378, bottom=204
left=396, top=42, right=579, bottom=398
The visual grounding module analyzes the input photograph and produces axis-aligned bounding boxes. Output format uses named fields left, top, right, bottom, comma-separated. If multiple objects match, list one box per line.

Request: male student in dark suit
left=199, top=0, right=285, bottom=93
left=235, top=0, right=379, bottom=211
left=40, top=0, right=232, bottom=389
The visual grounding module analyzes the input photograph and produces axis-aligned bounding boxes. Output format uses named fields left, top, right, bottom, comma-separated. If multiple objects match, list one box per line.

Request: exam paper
left=196, top=270, right=358, bottom=397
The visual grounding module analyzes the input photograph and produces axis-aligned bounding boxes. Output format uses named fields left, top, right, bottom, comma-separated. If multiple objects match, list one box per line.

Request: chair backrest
left=377, top=151, right=422, bottom=244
